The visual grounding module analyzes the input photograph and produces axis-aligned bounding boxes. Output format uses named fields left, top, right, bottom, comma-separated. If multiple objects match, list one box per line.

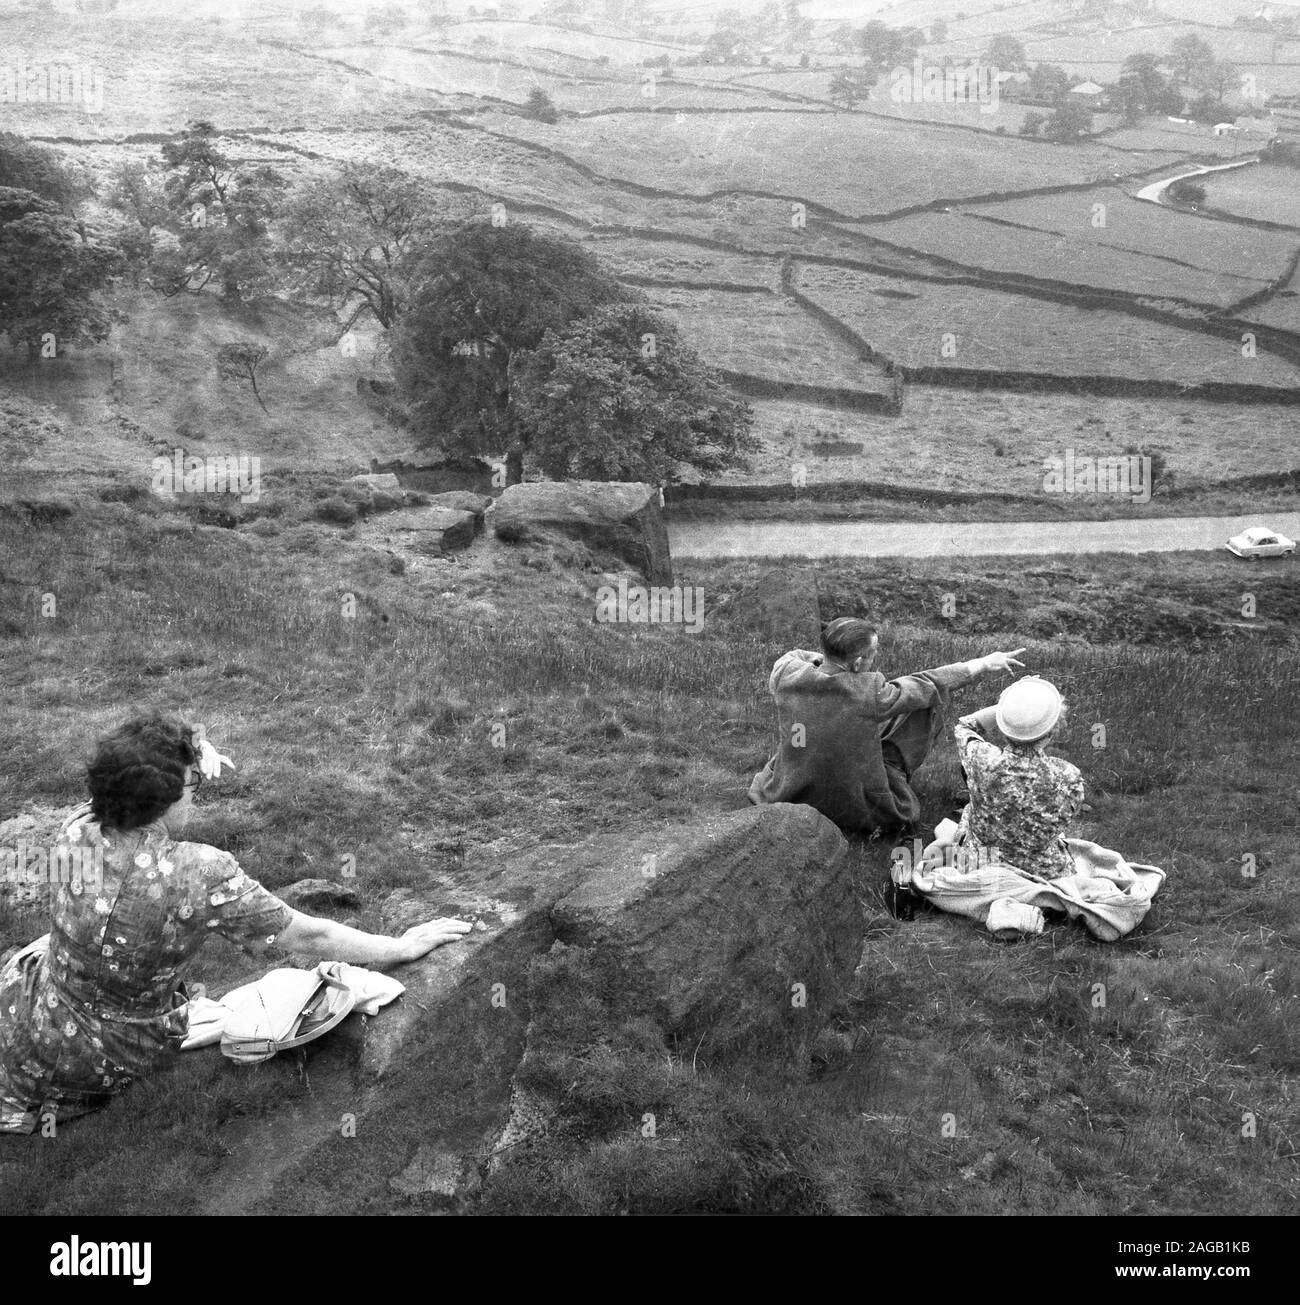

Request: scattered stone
left=348, top=473, right=402, bottom=492
left=492, top=481, right=671, bottom=586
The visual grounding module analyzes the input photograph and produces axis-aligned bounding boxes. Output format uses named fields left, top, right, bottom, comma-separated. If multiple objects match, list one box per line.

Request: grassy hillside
left=0, top=494, right=1295, bottom=1213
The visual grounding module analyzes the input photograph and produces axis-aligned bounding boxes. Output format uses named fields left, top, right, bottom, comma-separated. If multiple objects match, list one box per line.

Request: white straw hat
left=995, top=676, right=1063, bottom=743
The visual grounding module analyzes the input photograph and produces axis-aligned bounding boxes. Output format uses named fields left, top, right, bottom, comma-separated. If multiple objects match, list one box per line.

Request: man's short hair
left=820, top=618, right=877, bottom=662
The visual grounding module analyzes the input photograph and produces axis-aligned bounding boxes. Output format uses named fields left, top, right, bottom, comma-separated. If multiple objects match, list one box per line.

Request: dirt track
left=669, top=512, right=1300, bottom=559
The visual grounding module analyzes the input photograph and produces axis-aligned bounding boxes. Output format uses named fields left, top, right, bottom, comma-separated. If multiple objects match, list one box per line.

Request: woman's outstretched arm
left=276, top=911, right=472, bottom=969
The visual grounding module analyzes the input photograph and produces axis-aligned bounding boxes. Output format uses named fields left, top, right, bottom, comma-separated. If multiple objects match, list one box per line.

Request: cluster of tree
left=983, top=35, right=1027, bottom=72
left=392, top=222, right=756, bottom=482
left=701, top=2, right=813, bottom=64
left=1019, top=101, right=1093, bottom=141
left=0, top=132, right=123, bottom=361
left=1231, top=10, right=1298, bottom=33
left=365, top=3, right=410, bottom=39
left=0, top=125, right=755, bottom=483
left=857, top=21, right=925, bottom=71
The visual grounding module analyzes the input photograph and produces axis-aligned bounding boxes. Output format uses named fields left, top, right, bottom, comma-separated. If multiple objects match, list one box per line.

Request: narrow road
left=1134, top=156, right=1258, bottom=205
left=669, top=512, right=1300, bottom=559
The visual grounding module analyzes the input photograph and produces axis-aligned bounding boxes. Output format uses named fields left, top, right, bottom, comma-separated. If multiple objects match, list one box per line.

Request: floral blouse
left=0, top=805, right=293, bottom=1134
left=954, top=723, right=1086, bottom=881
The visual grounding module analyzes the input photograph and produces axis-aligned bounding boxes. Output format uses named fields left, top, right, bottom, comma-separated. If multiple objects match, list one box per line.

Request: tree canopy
left=279, top=162, right=459, bottom=331
left=392, top=220, right=627, bottom=473
left=391, top=220, right=754, bottom=483
left=984, top=35, right=1027, bottom=71
left=153, top=121, right=285, bottom=303
left=512, top=302, right=756, bottom=482
left=858, top=21, right=924, bottom=70
left=0, top=186, right=124, bottom=359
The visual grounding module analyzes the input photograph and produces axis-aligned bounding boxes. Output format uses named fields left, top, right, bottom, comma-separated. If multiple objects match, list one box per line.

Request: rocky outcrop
left=197, top=802, right=856, bottom=1213
left=491, top=481, right=672, bottom=586
left=547, top=805, right=855, bottom=1062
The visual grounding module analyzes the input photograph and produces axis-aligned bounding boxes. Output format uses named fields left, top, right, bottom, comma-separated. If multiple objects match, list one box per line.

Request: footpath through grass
left=0, top=497, right=1296, bottom=1213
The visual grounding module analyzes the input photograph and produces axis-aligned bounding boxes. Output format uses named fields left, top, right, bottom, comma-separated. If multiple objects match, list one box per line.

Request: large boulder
left=547, top=803, right=855, bottom=1062
left=713, top=566, right=823, bottom=647
left=492, top=481, right=672, bottom=586
left=194, top=802, right=856, bottom=1213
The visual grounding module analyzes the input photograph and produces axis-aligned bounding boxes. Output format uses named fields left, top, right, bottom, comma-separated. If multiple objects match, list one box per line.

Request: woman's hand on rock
left=397, top=918, right=474, bottom=962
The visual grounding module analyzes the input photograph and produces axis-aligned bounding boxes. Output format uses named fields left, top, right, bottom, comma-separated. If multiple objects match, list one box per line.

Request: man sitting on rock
left=748, top=618, right=1025, bottom=838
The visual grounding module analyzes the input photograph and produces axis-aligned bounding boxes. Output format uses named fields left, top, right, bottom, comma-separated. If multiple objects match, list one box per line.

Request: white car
left=1225, top=526, right=1296, bottom=559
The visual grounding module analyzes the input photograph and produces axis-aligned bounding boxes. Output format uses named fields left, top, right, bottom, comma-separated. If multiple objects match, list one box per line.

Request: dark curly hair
left=86, top=712, right=200, bottom=832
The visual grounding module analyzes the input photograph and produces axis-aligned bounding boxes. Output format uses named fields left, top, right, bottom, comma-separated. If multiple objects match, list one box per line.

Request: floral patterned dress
left=954, top=723, right=1086, bottom=881
left=0, top=805, right=293, bottom=1134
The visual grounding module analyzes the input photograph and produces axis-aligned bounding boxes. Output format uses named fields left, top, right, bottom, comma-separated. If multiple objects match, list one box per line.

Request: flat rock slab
left=349, top=473, right=401, bottom=492
left=383, top=506, right=477, bottom=554
left=492, top=480, right=672, bottom=586
left=423, top=490, right=494, bottom=527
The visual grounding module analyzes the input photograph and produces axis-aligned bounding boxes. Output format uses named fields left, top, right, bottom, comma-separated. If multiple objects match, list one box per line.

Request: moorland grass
left=0, top=500, right=1296, bottom=1213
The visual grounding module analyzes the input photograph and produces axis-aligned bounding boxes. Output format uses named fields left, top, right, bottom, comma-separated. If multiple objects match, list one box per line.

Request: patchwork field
left=484, top=109, right=1185, bottom=216
left=573, top=233, right=780, bottom=288
left=441, top=19, right=698, bottom=65
left=641, top=285, right=894, bottom=394
left=860, top=209, right=1274, bottom=305
left=690, top=385, right=1300, bottom=493
left=793, top=261, right=1300, bottom=384
left=951, top=185, right=1300, bottom=290
left=1198, top=162, right=1300, bottom=227
left=0, top=14, right=435, bottom=136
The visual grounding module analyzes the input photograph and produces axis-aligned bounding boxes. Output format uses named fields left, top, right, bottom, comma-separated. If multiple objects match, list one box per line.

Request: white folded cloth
left=986, top=898, right=1045, bottom=936
left=180, top=961, right=404, bottom=1051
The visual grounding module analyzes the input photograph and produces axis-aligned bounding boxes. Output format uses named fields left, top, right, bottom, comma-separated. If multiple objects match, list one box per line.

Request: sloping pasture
left=793, top=261, right=1300, bottom=385
left=481, top=110, right=1186, bottom=217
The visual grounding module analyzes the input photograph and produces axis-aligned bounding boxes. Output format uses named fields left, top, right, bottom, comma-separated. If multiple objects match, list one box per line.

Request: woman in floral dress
left=0, top=712, right=470, bottom=1134
left=952, top=676, right=1085, bottom=881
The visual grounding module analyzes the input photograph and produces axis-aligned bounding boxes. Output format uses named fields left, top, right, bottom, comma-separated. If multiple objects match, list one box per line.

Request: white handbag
left=218, top=964, right=356, bottom=1064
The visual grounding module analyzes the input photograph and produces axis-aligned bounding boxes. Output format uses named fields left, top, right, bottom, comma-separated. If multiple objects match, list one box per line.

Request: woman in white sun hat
left=950, top=675, right=1085, bottom=881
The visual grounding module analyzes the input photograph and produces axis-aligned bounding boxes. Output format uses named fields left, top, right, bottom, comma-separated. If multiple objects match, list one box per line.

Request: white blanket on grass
left=911, top=837, right=1165, bottom=942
